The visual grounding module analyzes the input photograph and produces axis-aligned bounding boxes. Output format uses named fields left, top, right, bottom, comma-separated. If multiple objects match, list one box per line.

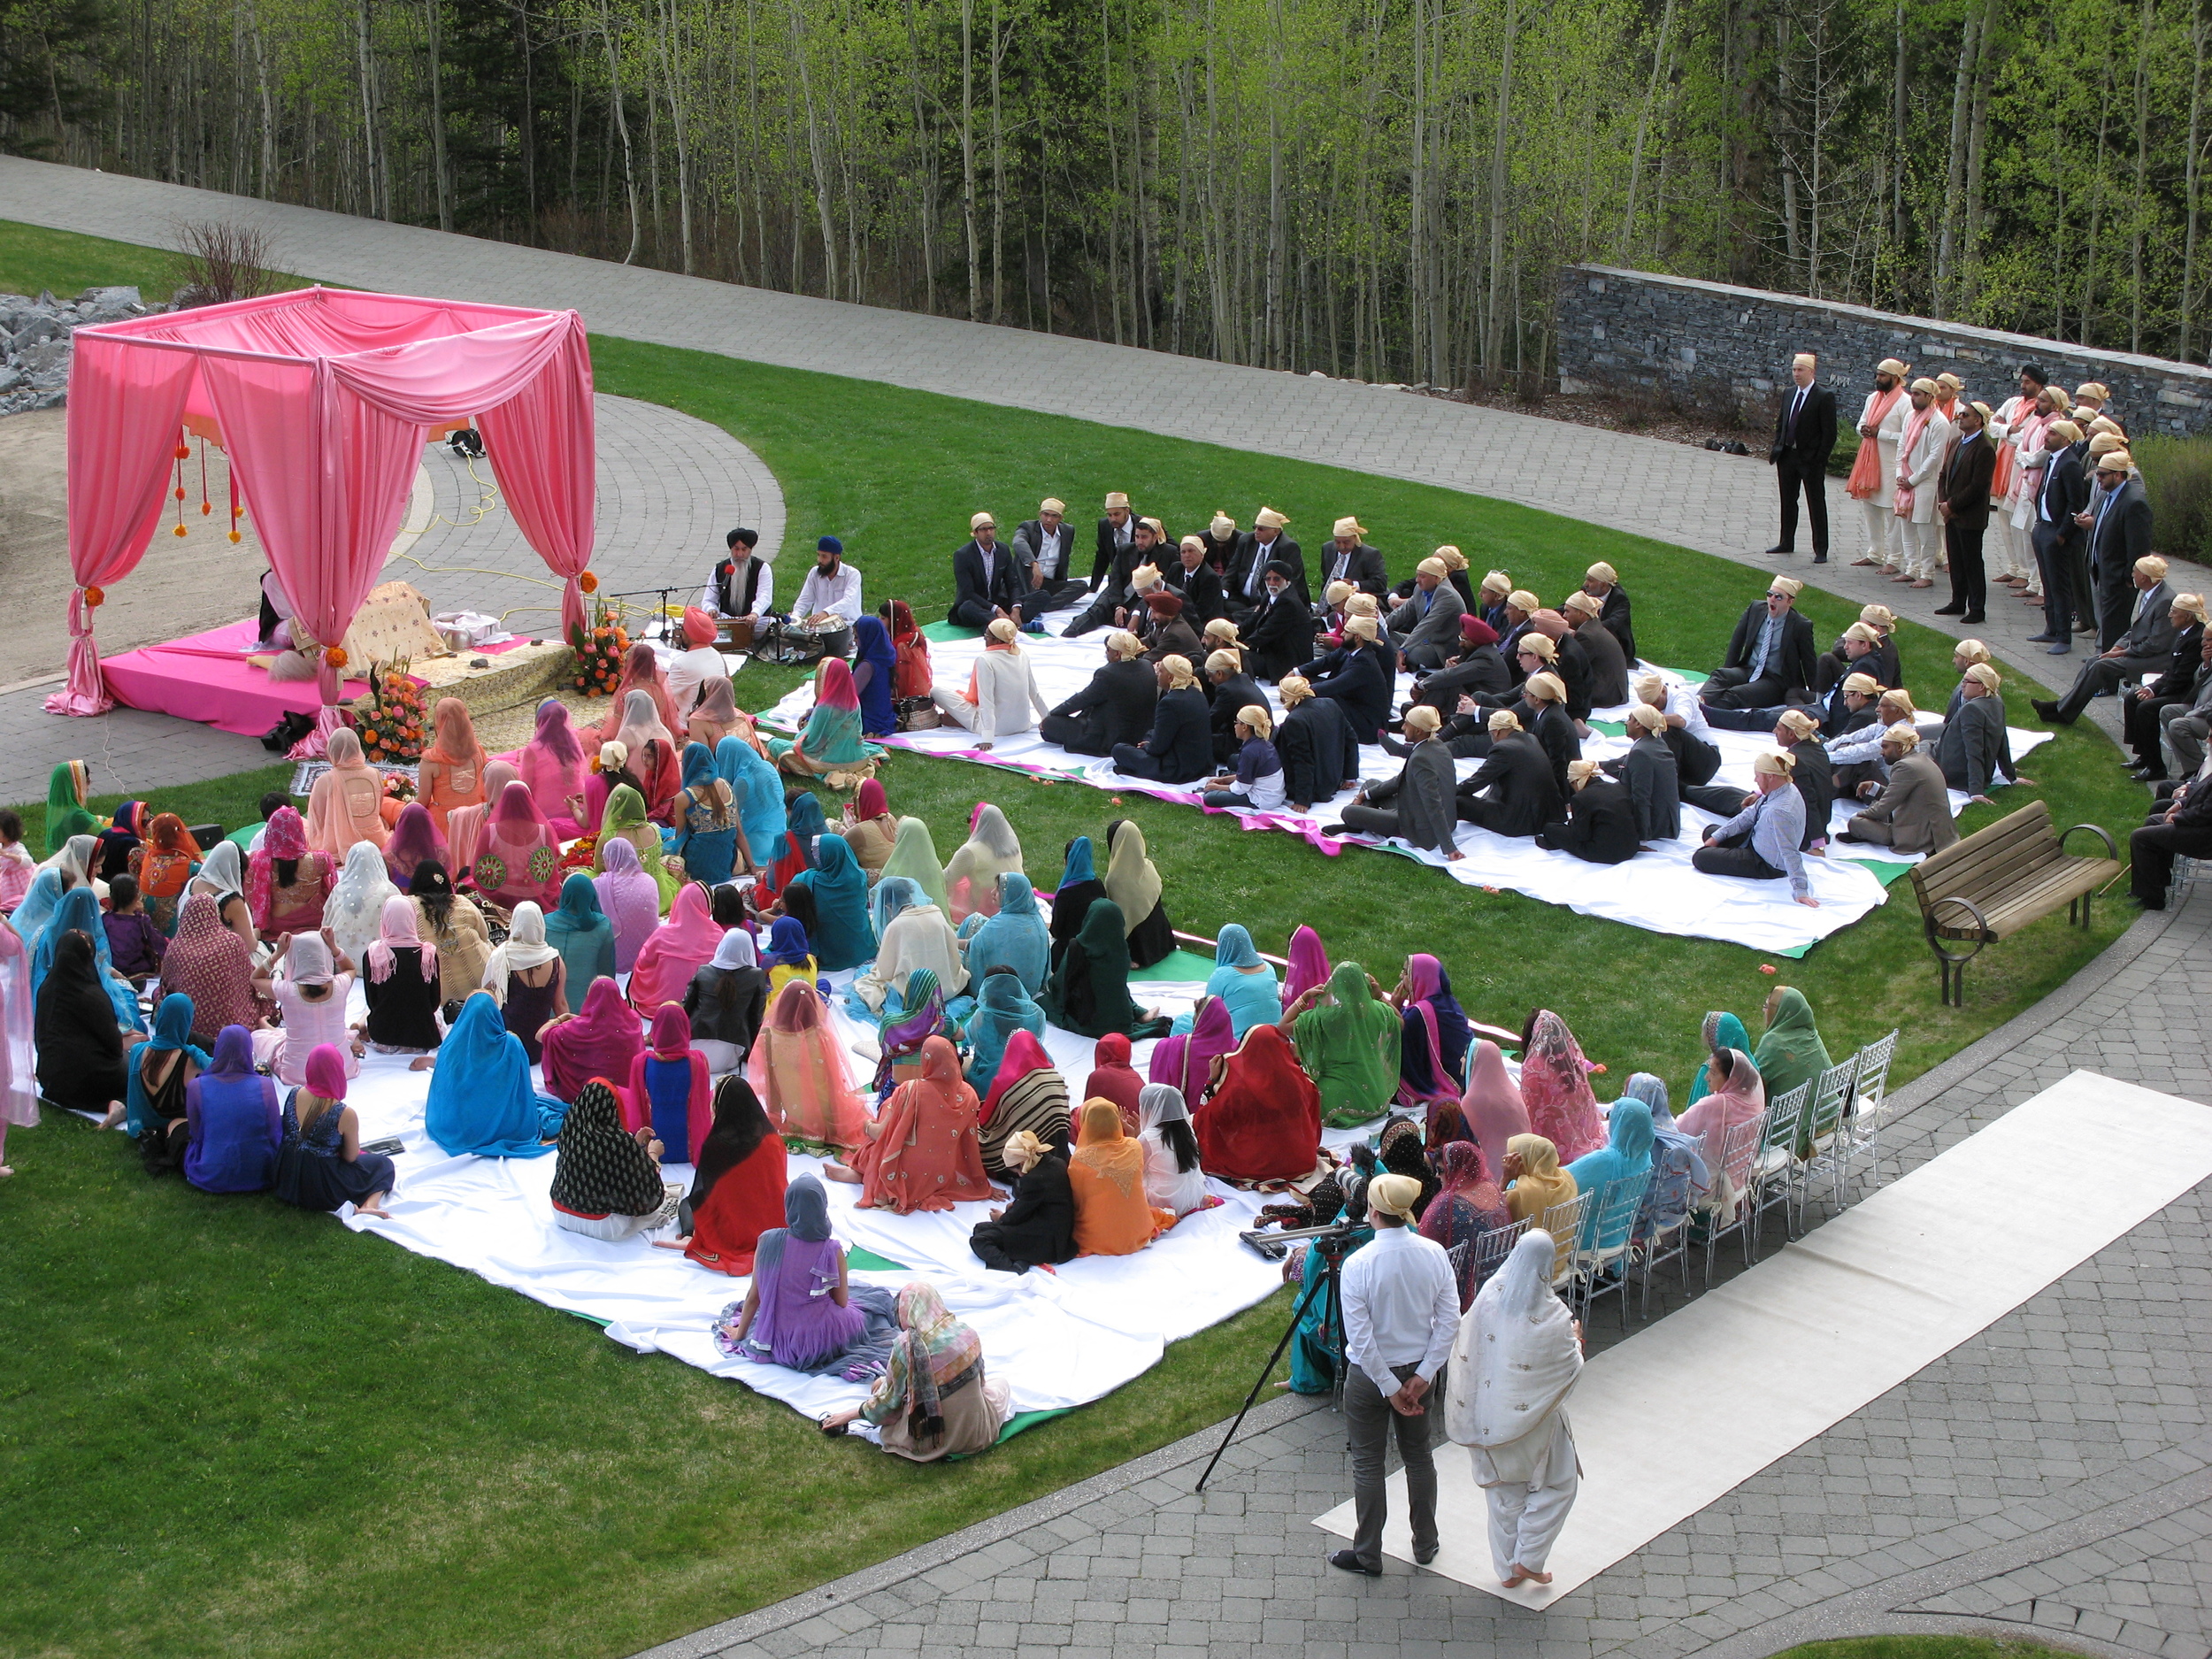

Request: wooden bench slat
left=1930, top=861, right=2119, bottom=938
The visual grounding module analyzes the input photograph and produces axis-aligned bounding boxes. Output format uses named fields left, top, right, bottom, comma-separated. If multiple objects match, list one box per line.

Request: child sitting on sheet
left=103, top=874, right=169, bottom=987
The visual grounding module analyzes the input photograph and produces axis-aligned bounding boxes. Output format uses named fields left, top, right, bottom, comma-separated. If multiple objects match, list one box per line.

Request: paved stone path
left=5, top=161, right=2208, bottom=1658
left=0, top=388, right=781, bottom=798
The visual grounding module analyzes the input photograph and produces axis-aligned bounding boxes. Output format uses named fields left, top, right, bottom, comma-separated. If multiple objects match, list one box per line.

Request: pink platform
left=100, top=620, right=371, bottom=735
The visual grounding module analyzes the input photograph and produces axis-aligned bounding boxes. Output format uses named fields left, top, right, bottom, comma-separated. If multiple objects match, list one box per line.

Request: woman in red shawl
left=673, top=1074, right=789, bottom=1276
left=1518, top=1008, right=1607, bottom=1164
left=540, top=976, right=646, bottom=1103
left=627, top=880, right=723, bottom=1013
left=625, top=1002, right=712, bottom=1164
left=841, top=778, right=900, bottom=878
left=1083, top=1033, right=1146, bottom=1134
left=611, top=690, right=683, bottom=823
left=833, top=1034, right=994, bottom=1214
left=128, top=813, right=203, bottom=935
left=1191, top=1023, right=1321, bottom=1185
left=1147, top=996, right=1236, bottom=1103
left=245, top=806, right=333, bottom=941
left=473, top=781, right=565, bottom=913
left=883, top=599, right=934, bottom=698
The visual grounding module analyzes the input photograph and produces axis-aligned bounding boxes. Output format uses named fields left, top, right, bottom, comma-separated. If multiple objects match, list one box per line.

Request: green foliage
left=2132, top=432, right=2212, bottom=562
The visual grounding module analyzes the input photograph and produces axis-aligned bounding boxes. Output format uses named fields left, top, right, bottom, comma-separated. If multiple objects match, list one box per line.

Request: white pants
left=694, top=1037, right=746, bottom=1075
left=1862, top=500, right=1907, bottom=567
left=1904, top=519, right=1944, bottom=580
left=1485, top=1464, right=1580, bottom=1578
left=553, top=1186, right=683, bottom=1240
left=931, top=688, right=983, bottom=732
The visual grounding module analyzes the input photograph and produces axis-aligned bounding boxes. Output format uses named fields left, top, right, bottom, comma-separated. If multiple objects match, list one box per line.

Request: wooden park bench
left=1908, top=800, right=2120, bottom=1005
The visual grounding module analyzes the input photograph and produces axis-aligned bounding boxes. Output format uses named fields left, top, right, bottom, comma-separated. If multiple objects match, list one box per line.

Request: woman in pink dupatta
left=540, top=977, right=646, bottom=1103
left=1454, top=1040, right=1531, bottom=1177
left=473, top=781, right=565, bottom=914
left=1147, top=995, right=1236, bottom=1102
left=747, top=978, right=869, bottom=1148
left=836, top=1034, right=994, bottom=1214
left=612, top=691, right=683, bottom=824
left=446, top=759, right=518, bottom=883
left=1675, top=1046, right=1767, bottom=1216
left=1517, top=1009, right=1607, bottom=1164
left=593, top=836, right=662, bottom=973
left=303, top=728, right=389, bottom=856
left=627, top=880, right=722, bottom=1013
left=1282, top=925, right=1330, bottom=1007
left=518, top=699, right=589, bottom=837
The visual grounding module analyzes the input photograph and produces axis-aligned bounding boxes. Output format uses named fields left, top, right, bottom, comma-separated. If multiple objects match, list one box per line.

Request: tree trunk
left=599, top=0, right=641, bottom=264
left=2185, top=0, right=2206, bottom=357
left=2130, top=0, right=2154, bottom=351
left=424, top=0, right=451, bottom=232
left=786, top=0, right=839, bottom=299
left=1485, top=0, right=1517, bottom=371
left=962, top=0, right=981, bottom=322
left=1622, top=0, right=1677, bottom=255
left=1933, top=9, right=1978, bottom=316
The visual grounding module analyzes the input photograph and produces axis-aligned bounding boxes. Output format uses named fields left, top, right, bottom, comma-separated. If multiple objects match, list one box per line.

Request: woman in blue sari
left=1048, top=836, right=1104, bottom=974
left=1202, top=925, right=1282, bottom=1038
left=715, top=735, right=787, bottom=869
left=782, top=833, right=876, bottom=972
left=1564, top=1098, right=1655, bottom=1251
left=1689, top=1010, right=1749, bottom=1102
left=672, top=741, right=741, bottom=887
left=964, top=966, right=1047, bottom=1097
left=127, top=992, right=211, bottom=1162
left=767, top=659, right=885, bottom=777
left=870, top=876, right=926, bottom=943
left=958, top=872, right=1051, bottom=994
left=544, top=872, right=618, bottom=995
left=425, top=990, right=567, bottom=1158
left=850, top=615, right=900, bottom=738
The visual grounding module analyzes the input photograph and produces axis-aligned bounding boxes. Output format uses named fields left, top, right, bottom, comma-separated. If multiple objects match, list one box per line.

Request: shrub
left=2131, top=433, right=2212, bottom=563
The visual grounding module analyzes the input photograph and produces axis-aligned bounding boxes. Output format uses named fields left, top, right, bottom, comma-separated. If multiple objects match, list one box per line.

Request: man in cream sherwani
left=1894, top=377, right=1955, bottom=588
left=1850, top=357, right=1912, bottom=572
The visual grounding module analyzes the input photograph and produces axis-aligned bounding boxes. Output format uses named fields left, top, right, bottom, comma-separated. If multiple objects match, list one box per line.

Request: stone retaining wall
left=1555, top=264, right=2212, bottom=437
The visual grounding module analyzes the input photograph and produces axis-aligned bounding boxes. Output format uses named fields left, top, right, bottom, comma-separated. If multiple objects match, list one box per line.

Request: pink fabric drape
left=47, top=334, right=199, bottom=715
left=52, top=290, right=596, bottom=718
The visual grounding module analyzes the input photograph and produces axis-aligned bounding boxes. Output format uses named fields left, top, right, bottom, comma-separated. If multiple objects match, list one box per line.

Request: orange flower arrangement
left=570, top=595, right=629, bottom=695
left=325, top=646, right=349, bottom=669
left=357, top=658, right=429, bottom=763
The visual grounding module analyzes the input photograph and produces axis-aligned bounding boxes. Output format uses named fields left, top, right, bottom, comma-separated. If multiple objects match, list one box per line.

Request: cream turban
left=1911, top=377, right=1939, bottom=396
left=1203, top=618, right=1241, bottom=644
left=1963, top=663, right=2001, bottom=690
left=2176, top=593, right=2208, bottom=622
left=1324, top=580, right=1355, bottom=607
left=1347, top=594, right=1380, bottom=618
left=1368, top=1173, right=1422, bottom=1219
left=2075, top=381, right=2110, bottom=403
left=1935, top=372, right=1964, bottom=393
left=1344, top=615, right=1379, bottom=642
left=1255, top=506, right=1289, bottom=529
left=2089, top=415, right=2124, bottom=439
left=1437, top=548, right=1469, bottom=572
left=2138, top=555, right=2169, bottom=579
left=1104, top=490, right=1131, bottom=510
left=599, top=739, right=628, bottom=772
left=1842, top=672, right=1882, bottom=696
left=1793, top=352, right=1816, bottom=370
left=1278, top=674, right=1313, bottom=705
left=1131, top=563, right=1164, bottom=592
left=1180, top=534, right=1206, bottom=555
left=2047, top=420, right=2084, bottom=444
left=1517, top=632, right=1557, bottom=663
left=1003, top=1129, right=1049, bottom=1171
left=1506, top=588, right=1540, bottom=612
left=1955, top=638, right=1991, bottom=665
left=1877, top=357, right=1909, bottom=377
left=2101, top=449, right=2135, bottom=473
left=1333, top=516, right=1367, bottom=540
left=1879, top=689, right=1917, bottom=718
left=1040, top=497, right=1066, bottom=515
left=1403, top=704, right=1441, bottom=737
left=2088, top=434, right=2124, bottom=459
left=970, top=511, right=995, bottom=531
left=1561, top=591, right=1600, bottom=618
left=1107, top=629, right=1145, bottom=660
left=1238, top=704, right=1275, bottom=739
left=1140, top=517, right=1166, bottom=538
left=1843, top=622, right=1879, bottom=644
left=1635, top=674, right=1669, bottom=706
left=1417, top=557, right=1448, bottom=579
left=2044, top=387, right=2074, bottom=411
left=1525, top=671, right=1566, bottom=705
left=1769, top=576, right=1803, bottom=598
left=1752, top=749, right=1797, bottom=778
left=1210, top=511, right=1237, bottom=537
left=986, top=617, right=1020, bottom=645
left=1626, top=703, right=1666, bottom=733
left=1586, top=561, right=1618, bottom=585
left=1482, top=570, right=1513, bottom=596
left=1567, top=758, right=1601, bottom=787
left=1777, top=708, right=1818, bottom=739
left=1487, top=708, right=1522, bottom=733
left=1859, top=603, right=1895, bottom=628
left=1205, top=649, right=1241, bottom=678
left=1160, top=654, right=1196, bottom=689
left=1884, top=722, right=1920, bottom=750
left=1965, top=400, right=1994, bottom=426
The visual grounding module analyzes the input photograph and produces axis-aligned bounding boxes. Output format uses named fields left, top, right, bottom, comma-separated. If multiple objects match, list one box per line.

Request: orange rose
left=83, top=586, right=104, bottom=606
left=579, top=571, right=599, bottom=594
left=326, top=647, right=349, bottom=669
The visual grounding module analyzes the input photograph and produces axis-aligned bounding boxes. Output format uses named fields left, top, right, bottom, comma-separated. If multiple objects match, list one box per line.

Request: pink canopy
left=50, top=287, right=596, bottom=717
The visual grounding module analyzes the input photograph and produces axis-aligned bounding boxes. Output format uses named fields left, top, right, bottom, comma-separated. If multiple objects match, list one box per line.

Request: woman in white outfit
left=1446, top=1229, right=1584, bottom=1588
left=932, top=618, right=1052, bottom=750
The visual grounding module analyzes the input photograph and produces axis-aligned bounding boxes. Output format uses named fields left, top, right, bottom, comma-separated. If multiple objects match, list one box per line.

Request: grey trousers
left=1345, top=1362, right=1441, bottom=1568
left=2164, top=707, right=2210, bottom=777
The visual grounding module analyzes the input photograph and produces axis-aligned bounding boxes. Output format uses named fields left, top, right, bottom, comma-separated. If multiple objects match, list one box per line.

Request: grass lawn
left=0, top=220, right=2157, bottom=1658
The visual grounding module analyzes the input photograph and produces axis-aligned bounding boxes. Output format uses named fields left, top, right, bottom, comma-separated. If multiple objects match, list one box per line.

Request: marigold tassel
left=198, top=440, right=211, bottom=515
left=228, top=472, right=242, bottom=543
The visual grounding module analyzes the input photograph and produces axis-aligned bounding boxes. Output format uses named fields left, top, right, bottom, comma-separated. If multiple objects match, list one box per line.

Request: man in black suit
left=1316, top=517, right=1388, bottom=599
left=948, top=511, right=1041, bottom=628
left=1067, top=514, right=1165, bottom=638
left=1041, top=630, right=1158, bottom=756
left=1013, top=497, right=1087, bottom=610
left=1766, top=352, right=1839, bottom=564
left=1701, top=577, right=1818, bottom=709
left=1090, top=491, right=1140, bottom=591
left=2081, top=452, right=2157, bottom=649
left=1582, top=561, right=1636, bottom=664
left=1227, top=507, right=1308, bottom=618
left=1164, top=534, right=1227, bottom=626
left=1241, top=560, right=1316, bottom=682
left=1454, top=710, right=1563, bottom=838
left=2123, top=597, right=2208, bottom=780
left=2027, top=420, right=2089, bottom=651
left=1936, top=401, right=1999, bottom=623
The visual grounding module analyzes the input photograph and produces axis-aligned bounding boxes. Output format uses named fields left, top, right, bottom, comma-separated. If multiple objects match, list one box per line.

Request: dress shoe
left=1960, top=613, right=1985, bottom=625
left=1415, top=1543, right=1440, bottom=1565
left=1812, top=554, right=1829, bottom=565
left=2138, top=769, right=2170, bottom=783
left=1762, top=545, right=1793, bottom=556
left=2025, top=632, right=2060, bottom=643
left=2032, top=699, right=2075, bottom=725
left=1329, top=1550, right=1382, bottom=1577
left=1933, top=603, right=1964, bottom=616
left=2047, top=641, right=2072, bottom=655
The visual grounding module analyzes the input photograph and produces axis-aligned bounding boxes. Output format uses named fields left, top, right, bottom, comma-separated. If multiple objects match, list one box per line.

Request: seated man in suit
left=1692, top=750, right=1816, bottom=903
left=1582, top=561, right=1637, bottom=664
left=1040, top=630, right=1157, bottom=757
left=1241, top=560, right=1316, bottom=683
left=1814, top=604, right=1901, bottom=695
left=1066, top=516, right=1168, bottom=637
left=1316, top=517, right=1388, bottom=600
left=1275, top=673, right=1361, bottom=810
left=1385, top=557, right=1468, bottom=672
left=1409, top=614, right=1512, bottom=715
left=1709, top=622, right=1885, bottom=735
left=1333, top=706, right=1461, bottom=856
left=1203, top=649, right=1268, bottom=765
left=2031, top=559, right=2180, bottom=725
left=1701, top=576, right=1816, bottom=709
left=949, top=511, right=1044, bottom=628
left=1011, top=497, right=1088, bottom=611
left=1227, top=507, right=1307, bottom=619
left=2123, top=600, right=2208, bottom=781
left=1838, top=725, right=1957, bottom=856
left=2131, top=768, right=2212, bottom=911
left=1455, top=710, right=1563, bottom=839
left=1164, top=534, right=1228, bottom=627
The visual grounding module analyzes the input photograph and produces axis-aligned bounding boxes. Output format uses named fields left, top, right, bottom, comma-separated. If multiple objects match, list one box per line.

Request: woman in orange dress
left=1066, top=1098, right=1173, bottom=1255
left=418, top=698, right=488, bottom=838
left=747, top=979, right=871, bottom=1151
left=832, top=1034, right=994, bottom=1214
left=303, top=727, right=391, bottom=856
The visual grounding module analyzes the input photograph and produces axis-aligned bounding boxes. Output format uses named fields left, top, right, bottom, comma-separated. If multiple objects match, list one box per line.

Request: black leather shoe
left=2025, top=633, right=2060, bottom=643
left=1329, top=1549, right=1382, bottom=1576
left=1811, top=554, right=1829, bottom=565
left=2032, top=699, right=2076, bottom=726
left=2134, top=767, right=2170, bottom=782
left=1933, top=603, right=1964, bottom=616
left=1961, top=613, right=1985, bottom=625
left=1762, top=545, right=1793, bottom=556
left=1414, top=1543, right=1440, bottom=1565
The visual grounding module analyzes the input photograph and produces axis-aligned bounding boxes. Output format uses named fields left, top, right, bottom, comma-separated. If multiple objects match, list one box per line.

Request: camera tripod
left=1194, top=1222, right=1356, bottom=1492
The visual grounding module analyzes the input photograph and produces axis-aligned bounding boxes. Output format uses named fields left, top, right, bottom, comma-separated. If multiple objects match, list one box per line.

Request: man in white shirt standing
left=1847, top=358, right=1911, bottom=572
left=791, top=535, right=864, bottom=626
left=1328, top=1171, right=1459, bottom=1577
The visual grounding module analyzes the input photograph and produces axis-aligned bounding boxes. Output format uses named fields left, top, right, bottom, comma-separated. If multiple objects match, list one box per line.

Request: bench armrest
left=2059, top=822, right=2118, bottom=860
left=1924, top=894, right=1993, bottom=955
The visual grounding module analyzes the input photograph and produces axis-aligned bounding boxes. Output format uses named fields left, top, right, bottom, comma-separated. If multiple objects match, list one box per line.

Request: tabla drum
left=815, top=622, right=855, bottom=660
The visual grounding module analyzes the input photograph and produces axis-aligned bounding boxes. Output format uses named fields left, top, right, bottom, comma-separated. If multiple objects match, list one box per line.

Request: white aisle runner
left=1311, top=1071, right=2212, bottom=1604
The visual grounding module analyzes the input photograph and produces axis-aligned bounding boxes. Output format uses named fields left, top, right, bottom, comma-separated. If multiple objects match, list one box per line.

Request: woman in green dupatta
left=46, top=761, right=96, bottom=856
left=593, top=783, right=679, bottom=910
left=767, top=658, right=885, bottom=779
left=1041, top=899, right=1170, bottom=1040
left=1288, top=961, right=1402, bottom=1128
left=1688, top=1010, right=1749, bottom=1102
left=878, top=817, right=951, bottom=914
left=1754, top=986, right=1834, bottom=1146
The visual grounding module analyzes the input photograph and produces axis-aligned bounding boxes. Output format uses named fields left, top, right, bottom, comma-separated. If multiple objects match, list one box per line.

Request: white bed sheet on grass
left=760, top=615, right=2047, bottom=956
left=326, top=962, right=1363, bottom=1426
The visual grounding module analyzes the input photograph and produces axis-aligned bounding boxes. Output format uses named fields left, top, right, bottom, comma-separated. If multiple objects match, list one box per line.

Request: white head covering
left=323, top=840, right=400, bottom=962
left=1444, top=1230, right=1583, bottom=1450
left=482, top=900, right=561, bottom=989
left=284, top=933, right=336, bottom=987
left=196, top=839, right=245, bottom=897
left=1139, top=1082, right=1191, bottom=1130
left=711, top=927, right=758, bottom=971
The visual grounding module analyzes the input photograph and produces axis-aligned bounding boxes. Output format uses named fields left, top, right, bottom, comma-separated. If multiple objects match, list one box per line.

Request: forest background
left=2, top=0, right=2208, bottom=396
